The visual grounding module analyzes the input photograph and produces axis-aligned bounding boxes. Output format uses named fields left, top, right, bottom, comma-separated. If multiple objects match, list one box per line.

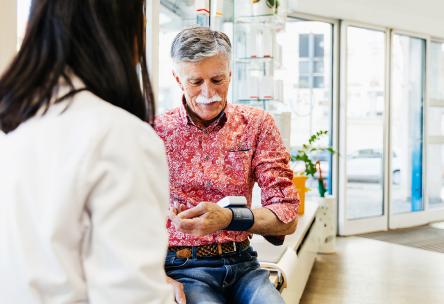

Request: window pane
left=313, top=76, right=324, bottom=88
left=276, top=20, right=334, bottom=196
left=391, top=34, right=425, bottom=214
left=313, top=60, right=324, bottom=74
left=430, top=42, right=444, bottom=100
left=298, top=76, right=310, bottom=88
left=299, top=61, right=310, bottom=74
left=345, top=27, right=386, bottom=220
left=427, top=145, right=444, bottom=209
left=314, top=34, right=324, bottom=57
left=428, top=42, right=444, bottom=211
left=299, top=34, right=310, bottom=58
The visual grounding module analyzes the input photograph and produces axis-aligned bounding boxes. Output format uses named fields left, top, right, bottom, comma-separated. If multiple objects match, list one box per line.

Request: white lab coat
left=0, top=84, right=174, bottom=303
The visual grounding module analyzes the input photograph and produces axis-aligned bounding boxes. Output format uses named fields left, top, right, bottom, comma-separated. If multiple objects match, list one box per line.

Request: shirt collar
left=179, top=95, right=228, bottom=132
left=178, top=96, right=189, bottom=125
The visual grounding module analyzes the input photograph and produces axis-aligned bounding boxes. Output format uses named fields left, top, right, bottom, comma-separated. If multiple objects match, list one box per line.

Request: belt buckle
left=176, top=248, right=192, bottom=259
left=225, top=241, right=237, bottom=255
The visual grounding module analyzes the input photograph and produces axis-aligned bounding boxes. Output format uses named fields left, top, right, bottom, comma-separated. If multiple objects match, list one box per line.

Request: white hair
left=170, top=26, right=231, bottom=64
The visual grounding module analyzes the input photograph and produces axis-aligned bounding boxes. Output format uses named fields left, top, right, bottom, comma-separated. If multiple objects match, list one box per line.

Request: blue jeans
left=165, top=246, right=284, bottom=304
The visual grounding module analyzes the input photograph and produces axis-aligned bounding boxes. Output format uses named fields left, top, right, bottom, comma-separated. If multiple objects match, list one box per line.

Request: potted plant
left=291, top=130, right=335, bottom=214
left=291, top=130, right=337, bottom=252
left=251, top=0, right=279, bottom=16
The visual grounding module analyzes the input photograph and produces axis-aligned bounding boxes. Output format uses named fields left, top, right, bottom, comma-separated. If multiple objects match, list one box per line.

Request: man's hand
left=169, top=202, right=233, bottom=236
left=166, top=276, right=186, bottom=304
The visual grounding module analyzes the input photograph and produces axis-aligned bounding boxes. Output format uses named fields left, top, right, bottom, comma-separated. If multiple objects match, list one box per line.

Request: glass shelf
left=237, top=99, right=281, bottom=112
left=236, top=57, right=274, bottom=63
left=238, top=98, right=274, bottom=102
left=232, top=0, right=287, bottom=111
left=234, top=15, right=285, bottom=29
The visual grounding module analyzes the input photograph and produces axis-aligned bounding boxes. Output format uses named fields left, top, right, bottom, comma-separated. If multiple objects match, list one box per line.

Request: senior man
left=155, top=27, right=299, bottom=304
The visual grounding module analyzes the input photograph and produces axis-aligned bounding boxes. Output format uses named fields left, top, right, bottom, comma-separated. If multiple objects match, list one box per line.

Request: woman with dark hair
left=0, top=1, right=173, bottom=303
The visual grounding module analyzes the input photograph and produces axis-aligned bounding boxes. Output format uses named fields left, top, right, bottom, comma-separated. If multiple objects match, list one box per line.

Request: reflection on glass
left=313, top=76, right=324, bottom=88
left=275, top=19, right=333, bottom=196
left=298, top=76, right=310, bottom=89
left=299, top=61, right=310, bottom=74
left=430, top=42, right=444, bottom=100
left=391, top=34, right=425, bottom=214
left=313, top=60, right=324, bottom=73
left=427, top=41, right=444, bottom=210
left=314, top=34, right=324, bottom=57
left=345, top=27, right=386, bottom=220
left=427, top=145, right=444, bottom=209
left=299, top=34, right=310, bottom=57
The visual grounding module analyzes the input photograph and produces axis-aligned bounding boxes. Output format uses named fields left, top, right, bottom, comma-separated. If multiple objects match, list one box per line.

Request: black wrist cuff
left=224, top=207, right=254, bottom=231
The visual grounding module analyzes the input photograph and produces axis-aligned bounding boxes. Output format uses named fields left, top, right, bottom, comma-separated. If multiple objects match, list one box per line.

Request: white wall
left=290, top=0, right=444, bottom=38
left=0, top=0, right=17, bottom=74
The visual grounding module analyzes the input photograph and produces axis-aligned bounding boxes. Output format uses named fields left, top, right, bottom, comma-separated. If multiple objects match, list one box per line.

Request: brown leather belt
left=169, top=239, right=250, bottom=259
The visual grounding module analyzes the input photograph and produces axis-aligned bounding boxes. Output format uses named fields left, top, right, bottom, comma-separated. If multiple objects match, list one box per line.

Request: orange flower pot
left=292, top=175, right=310, bottom=215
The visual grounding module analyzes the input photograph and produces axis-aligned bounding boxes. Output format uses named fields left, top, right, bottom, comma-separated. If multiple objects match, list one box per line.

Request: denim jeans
left=165, top=246, right=284, bottom=304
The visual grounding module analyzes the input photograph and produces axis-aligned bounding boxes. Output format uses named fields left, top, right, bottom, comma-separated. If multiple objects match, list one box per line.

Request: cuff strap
left=224, top=207, right=254, bottom=231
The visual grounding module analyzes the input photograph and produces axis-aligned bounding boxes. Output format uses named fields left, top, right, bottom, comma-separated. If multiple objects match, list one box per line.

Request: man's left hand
left=169, top=202, right=233, bottom=236
left=166, top=276, right=186, bottom=304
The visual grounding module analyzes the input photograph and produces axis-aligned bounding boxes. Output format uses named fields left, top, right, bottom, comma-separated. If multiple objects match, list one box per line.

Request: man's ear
left=172, top=70, right=184, bottom=91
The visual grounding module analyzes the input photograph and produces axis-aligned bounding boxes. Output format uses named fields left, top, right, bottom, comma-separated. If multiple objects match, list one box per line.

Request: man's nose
left=200, top=81, right=216, bottom=97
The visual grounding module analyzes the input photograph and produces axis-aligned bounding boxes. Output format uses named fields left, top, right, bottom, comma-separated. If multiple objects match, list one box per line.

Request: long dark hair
left=0, top=0, right=154, bottom=133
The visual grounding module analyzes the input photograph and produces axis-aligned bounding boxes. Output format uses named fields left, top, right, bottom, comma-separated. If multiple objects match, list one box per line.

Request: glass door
left=339, top=23, right=389, bottom=235
left=276, top=17, right=335, bottom=196
left=389, top=34, right=444, bottom=228
left=389, top=33, right=425, bottom=228
left=339, top=27, right=444, bottom=234
left=427, top=40, right=444, bottom=212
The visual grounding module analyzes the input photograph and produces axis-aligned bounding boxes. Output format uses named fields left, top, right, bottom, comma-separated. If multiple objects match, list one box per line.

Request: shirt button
left=205, top=181, right=212, bottom=188
left=204, top=155, right=210, bottom=161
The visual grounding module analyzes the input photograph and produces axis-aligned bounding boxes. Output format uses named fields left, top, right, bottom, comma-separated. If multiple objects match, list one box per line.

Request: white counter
left=250, top=200, right=321, bottom=303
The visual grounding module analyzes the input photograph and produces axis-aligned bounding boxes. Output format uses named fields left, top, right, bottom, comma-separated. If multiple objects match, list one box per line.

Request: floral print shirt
left=155, top=102, right=299, bottom=246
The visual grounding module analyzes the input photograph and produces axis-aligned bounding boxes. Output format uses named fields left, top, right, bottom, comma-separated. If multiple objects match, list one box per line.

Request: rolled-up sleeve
left=252, top=112, right=299, bottom=224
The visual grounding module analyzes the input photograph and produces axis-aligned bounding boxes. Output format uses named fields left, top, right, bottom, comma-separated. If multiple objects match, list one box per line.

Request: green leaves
left=308, top=130, right=328, bottom=145
left=291, top=130, right=335, bottom=178
left=266, top=0, right=279, bottom=9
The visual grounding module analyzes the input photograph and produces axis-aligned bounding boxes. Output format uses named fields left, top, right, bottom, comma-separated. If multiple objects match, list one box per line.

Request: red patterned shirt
left=155, top=102, right=299, bottom=246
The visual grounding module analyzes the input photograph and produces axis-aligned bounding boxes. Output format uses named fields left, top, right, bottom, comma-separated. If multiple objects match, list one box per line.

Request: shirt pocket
left=224, top=149, right=252, bottom=184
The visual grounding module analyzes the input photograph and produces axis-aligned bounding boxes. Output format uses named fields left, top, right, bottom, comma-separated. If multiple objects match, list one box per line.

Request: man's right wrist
left=223, top=208, right=233, bottom=229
